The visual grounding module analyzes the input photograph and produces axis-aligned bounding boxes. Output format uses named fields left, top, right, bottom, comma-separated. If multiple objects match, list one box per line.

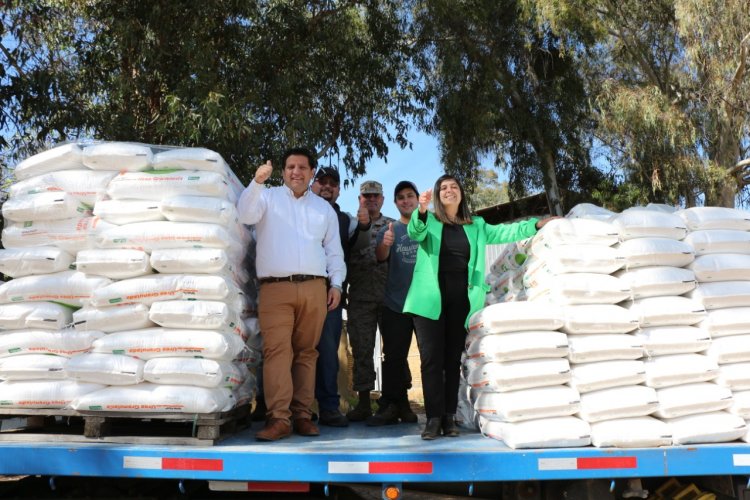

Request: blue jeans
left=315, top=305, right=343, bottom=412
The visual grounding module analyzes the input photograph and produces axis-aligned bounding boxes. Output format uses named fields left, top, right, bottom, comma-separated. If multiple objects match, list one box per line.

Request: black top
left=439, top=222, right=470, bottom=273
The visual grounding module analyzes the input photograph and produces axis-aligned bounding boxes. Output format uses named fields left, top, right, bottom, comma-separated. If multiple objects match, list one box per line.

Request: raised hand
left=254, top=160, right=273, bottom=184
left=382, top=222, right=395, bottom=247
left=418, top=189, right=432, bottom=213
left=357, top=196, right=369, bottom=225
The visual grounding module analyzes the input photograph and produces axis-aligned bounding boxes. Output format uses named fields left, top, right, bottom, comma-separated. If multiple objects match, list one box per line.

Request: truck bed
left=1, top=421, right=749, bottom=483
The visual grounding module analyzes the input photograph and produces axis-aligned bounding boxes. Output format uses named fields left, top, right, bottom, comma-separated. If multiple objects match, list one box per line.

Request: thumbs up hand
left=418, top=189, right=432, bottom=213
left=383, top=222, right=395, bottom=247
left=254, top=160, right=273, bottom=184
left=357, top=195, right=370, bottom=226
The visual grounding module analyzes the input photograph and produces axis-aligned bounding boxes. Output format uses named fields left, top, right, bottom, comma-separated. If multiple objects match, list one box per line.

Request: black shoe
left=346, top=391, right=372, bottom=422
left=442, top=414, right=460, bottom=437
left=421, top=417, right=442, bottom=440
left=318, top=409, right=349, bottom=427
left=397, top=399, right=418, bottom=423
left=366, top=403, right=400, bottom=426
left=251, top=397, right=267, bottom=422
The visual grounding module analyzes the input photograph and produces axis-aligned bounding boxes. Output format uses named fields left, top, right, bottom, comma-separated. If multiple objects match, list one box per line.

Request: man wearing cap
left=367, top=180, right=421, bottom=426
left=237, top=147, right=345, bottom=441
left=310, top=167, right=370, bottom=427
left=345, top=180, right=395, bottom=421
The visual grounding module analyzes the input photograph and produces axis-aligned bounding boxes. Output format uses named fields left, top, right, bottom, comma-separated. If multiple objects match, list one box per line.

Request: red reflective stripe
left=161, top=458, right=224, bottom=471
left=246, top=482, right=310, bottom=492
left=577, top=457, right=637, bottom=470
left=368, top=462, right=433, bottom=474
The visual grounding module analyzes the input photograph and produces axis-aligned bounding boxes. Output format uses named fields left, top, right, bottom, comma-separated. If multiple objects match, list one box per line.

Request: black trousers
left=413, top=270, right=470, bottom=419
left=378, top=305, right=414, bottom=406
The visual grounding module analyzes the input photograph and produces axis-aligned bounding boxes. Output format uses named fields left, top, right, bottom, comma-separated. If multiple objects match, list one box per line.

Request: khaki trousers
left=258, top=278, right=327, bottom=422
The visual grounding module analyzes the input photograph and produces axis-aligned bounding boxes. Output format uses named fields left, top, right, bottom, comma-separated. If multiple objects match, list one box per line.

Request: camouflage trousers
left=346, top=299, right=382, bottom=392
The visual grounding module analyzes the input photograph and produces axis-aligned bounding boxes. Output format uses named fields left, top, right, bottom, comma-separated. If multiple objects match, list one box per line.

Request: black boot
left=421, top=417, right=442, bottom=440
left=442, top=414, right=459, bottom=437
left=251, top=396, right=267, bottom=422
left=366, top=403, right=399, bottom=426
left=397, top=397, right=418, bottom=423
left=346, top=391, right=372, bottom=421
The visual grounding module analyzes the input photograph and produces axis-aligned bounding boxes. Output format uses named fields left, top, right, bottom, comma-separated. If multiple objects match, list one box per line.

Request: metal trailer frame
left=2, top=424, right=750, bottom=486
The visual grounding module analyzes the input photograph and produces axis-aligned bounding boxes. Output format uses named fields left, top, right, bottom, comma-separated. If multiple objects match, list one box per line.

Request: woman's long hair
left=432, top=174, right=473, bottom=225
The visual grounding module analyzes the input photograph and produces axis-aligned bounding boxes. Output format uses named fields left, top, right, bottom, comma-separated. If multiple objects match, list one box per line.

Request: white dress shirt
left=237, top=181, right=345, bottom=288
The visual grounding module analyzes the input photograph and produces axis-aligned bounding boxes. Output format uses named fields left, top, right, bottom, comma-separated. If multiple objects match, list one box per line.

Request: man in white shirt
left=237, top=147, right=346, bottom=441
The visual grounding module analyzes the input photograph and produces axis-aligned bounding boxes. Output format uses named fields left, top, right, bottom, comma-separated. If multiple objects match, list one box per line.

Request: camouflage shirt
left=346, top=213, right=395, bottom=302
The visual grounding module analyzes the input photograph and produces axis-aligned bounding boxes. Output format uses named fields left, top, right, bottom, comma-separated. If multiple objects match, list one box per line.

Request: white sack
left=2, top=216, right=112, bottom=252
left=65, top=352, right=144, bottom=385
left=684, top=230, right=750, bottom=256
left=729, top=390, right=750, bottom=418
left=688, top=281, right=750, bottom=310
left=465, top=331, right=568, bottom=363
left=698, top=307, right=750, bottom=337
left=106, top=170, right=233, bottom=201
left=479, top=415, right=591, bottom=449
left=590, top=417, right=672, bottom=448
left=0, top=271, right=112, bottom=307
left=90, top=274, right=240, bottom=307
left=91, top=328, right=246, bottom=361
left=13, top=143, right=84, bottom=180
left=616, top=237, right=694, bottom=268
left=525, top=244, right=625, bottom=275
left=705, top=334, right=750, bottom=364
left=633, top=326, right=711, bottom=356
left=688, top=254, right=750, bottom=282
left=567, top=334, right=643, bottom=363
left=526, top=273, right=631, bottom=305
left=0, top=247, right=75, bottom=278
left=0, top=302, right=73, bottom=331
left=467, top=302, right=564, bottom=336
left=560, top=304, right=639, bottom=334
left=143, top=358, right=247, bottom=389
left=81, top=142, right=152, bottom=171
left=160, top=196, right=238, bottom=227
left=9, top=169, right=115, bottom=205
left=614, top=266, right=696, bottom=299
left=93, top=199, right=164, bottom=225
left=0, top=379, right=104, bottom=408
left=466, top=358, right=571, bottom=392
left=668, top=411, right=747, bottom=445
left=623, top=296, right=706, bottom=327
left=654, top=382, right=733, bottom=418
left=76, top=249, right=152, bottom=279
left=474, top=386, right=580, bottom=422
left=95, top=221, right=241, bottom=253
left=566, top=203, right=616, bottom=221
left=152, top=147, right=229, bottom=174
left=611, top=208, right=688, bottom=240
left=577, top=385, right=659, bottom=422
left=148, top=300, right=243, bottom=336
left=73, top=304, right=154, bottom=333
left=676, top=206, right=750, bottom=231
left=644, top=353, right=718, bottom=388
left=531, top=218, right=619, bottom=249
left=0, top=329, right=104, bottom=358
left=716, top=363, right=750, bottom=391
left=2, top=192, right=92, bottom=222
left=71, top=383, right=235, bottom=413
left=149, top=248, right=233, bottom=275
left=0, top=354, right=67, bottom=380
left=569, top=359, right=645, bottom=394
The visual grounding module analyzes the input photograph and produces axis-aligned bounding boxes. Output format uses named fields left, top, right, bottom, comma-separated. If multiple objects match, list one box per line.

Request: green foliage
left=0, top=0, right=417, bottom=184
left=468, top=168, right=510, bottom=211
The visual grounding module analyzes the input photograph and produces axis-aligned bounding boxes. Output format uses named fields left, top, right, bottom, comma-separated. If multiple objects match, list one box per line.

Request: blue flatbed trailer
left=2, top=422, right=750, bottom=498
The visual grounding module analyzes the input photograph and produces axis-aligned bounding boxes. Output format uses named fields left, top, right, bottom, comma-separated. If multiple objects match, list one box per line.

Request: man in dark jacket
left=311, top=167, right=370, bottom=426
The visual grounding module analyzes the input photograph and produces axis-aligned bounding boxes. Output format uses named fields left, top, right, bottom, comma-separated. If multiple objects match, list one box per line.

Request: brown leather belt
left=259, top=274, right=324, bottom=284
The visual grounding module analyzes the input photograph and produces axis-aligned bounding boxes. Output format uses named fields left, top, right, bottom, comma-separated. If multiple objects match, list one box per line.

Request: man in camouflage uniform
left=345, top=180, right=394, bottom=421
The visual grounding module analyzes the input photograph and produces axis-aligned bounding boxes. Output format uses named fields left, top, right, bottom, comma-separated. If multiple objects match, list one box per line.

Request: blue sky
left=334, top=130, right=445, bottom=218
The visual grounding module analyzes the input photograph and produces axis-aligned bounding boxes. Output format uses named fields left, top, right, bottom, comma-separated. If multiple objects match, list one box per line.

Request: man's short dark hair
left=281, top=147, right=317, bottom=170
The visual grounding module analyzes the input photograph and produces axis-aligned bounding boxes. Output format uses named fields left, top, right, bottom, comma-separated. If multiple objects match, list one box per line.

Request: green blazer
left=402, top=209, right=538, bottom=327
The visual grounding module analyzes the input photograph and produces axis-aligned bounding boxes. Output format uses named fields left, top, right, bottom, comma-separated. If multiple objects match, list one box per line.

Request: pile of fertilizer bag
left=460, top=203, right=750, bottom=448
left=0, top=142, right=261, bottom=414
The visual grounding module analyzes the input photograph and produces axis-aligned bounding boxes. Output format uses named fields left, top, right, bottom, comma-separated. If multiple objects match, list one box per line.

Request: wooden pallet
left=0, top=404, right=250, bottom=445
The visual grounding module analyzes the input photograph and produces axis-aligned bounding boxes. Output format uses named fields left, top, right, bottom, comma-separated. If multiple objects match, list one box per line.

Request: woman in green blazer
left=403, top=174, right=554, bottom=439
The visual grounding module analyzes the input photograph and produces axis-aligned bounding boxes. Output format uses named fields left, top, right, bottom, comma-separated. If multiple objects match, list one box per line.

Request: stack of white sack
left=461, top=302, right=595, bottom=449
left=677, top=207, right=750, bottom=444
left=484, top=238, right=532, bottom=305
left=0, top=142, right=257, bottom=413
